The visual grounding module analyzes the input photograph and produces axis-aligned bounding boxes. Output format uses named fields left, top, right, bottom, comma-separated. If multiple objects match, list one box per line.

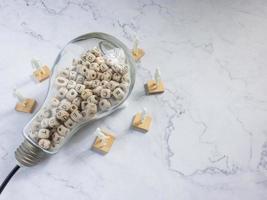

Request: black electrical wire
left=0, top=165, right=20, bottom=195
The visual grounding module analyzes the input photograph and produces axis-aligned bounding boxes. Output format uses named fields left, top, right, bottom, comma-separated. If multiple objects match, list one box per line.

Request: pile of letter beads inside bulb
left=28, top=47, right=130, bottom=151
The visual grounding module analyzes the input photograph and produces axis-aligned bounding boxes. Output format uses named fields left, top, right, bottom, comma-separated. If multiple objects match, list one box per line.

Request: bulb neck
left=15, top=139, right=48, bottom=167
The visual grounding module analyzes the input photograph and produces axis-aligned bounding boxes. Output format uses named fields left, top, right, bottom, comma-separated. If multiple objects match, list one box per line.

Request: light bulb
left=15, top=32, right=136, bottom=167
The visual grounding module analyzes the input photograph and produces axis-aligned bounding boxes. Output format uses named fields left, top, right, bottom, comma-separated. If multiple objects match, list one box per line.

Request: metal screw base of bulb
left=15, top=139, right=47, bottom=167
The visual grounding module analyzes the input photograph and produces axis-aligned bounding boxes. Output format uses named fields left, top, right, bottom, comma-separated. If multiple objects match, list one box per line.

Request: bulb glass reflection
left=22, top=33, right=135, bottom=154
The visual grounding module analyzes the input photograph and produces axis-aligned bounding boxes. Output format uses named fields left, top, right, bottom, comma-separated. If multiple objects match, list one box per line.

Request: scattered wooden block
left=91, top=129, right=115, bottom=155
left=33, top=65, right=51, bottom=82
left=145, top=80, right=165, bottom=94
left=15, top=98, right=37, bottom=113
left=132, top=112, right=152, bottom=133
left=132, top=48, right=145, bottom=61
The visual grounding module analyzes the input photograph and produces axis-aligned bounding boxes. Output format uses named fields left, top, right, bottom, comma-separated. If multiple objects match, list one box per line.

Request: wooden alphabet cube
left=145, top=80, right=165, bottom=94
left=15, top=98, right=37, bottom=113
left=33, top=65, right=51, bottom=82
left=132, top=112, right=152, bottom=133
left=91, top=129, right=115, bottom=155
left=132, top=48, right=145, bottom=61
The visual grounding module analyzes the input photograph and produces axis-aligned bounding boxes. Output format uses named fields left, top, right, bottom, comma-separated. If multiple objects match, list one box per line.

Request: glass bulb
left=15, top=33, right=135, bottom=166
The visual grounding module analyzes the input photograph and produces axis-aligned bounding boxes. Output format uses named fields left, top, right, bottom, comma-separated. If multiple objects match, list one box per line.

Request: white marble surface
left=0, top=0, right=267, bottom=199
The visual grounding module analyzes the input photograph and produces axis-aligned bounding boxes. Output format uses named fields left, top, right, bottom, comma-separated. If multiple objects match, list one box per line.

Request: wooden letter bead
left=92, top=80, right=101, bottom=88
left=93, top=86, right=103, bottom=96
left=31, top=121, right=41, bottom=131
left=72, top=59, right=78, bottom=66
left=101, top=80, right=109, bottom=88
left=57, top=125, right=70, bottom=136
left=56, top=110, right=69, bottom=121
left=48, top=117, right=60, bottom=128
left=36, top=111, right=47, bottom=121
left=91, top=47, right=101, bottom=57
left=99, top=63, right=109, bottom=72
left=55, top=77, right=68, bottom=88
left=90, top=63, right=100, bottom=72
left=38, top=129, right=50, bottom=139
left=118, top=65, right=128, bottom=75
left=72, top=97, right=82, bottom=107
left=112, top=73, right=121, bottom=82
left=120, top=83, right=129, bottom=91
left=99, top=99, right=111, bottom=110
left=28, top=130, right=38, bottom=140
left=132, top=112, right=152, bottom=133
left=112, top=88, right=125, bottom=100
left=84, top=80, right=100, bottom=89
left=81, top=110, right=94, bottom=119
left=100, top=88, right=111, bottom=98
left=69, top=71, right=77, bottom=80
left=86, top=103, right=97, bottom=115
left=81, top=89, right=92, bottom=100
left=66, top=89, right=78, bottom=101
left=77, top=59, right=83, bottom=64
left=87, top=95, right=99, bottom=104
left=79, top=65, right=89, bottom=76
left=95, top=57, right=105, bottom=64
left=121, top=74, right=130, bottom=83
left=97, top=72, right=104, bottom=80
left=110, top=63, right=120, bottom=73
left=111, top=64, right=121, bottom=73
left=52, top=132, right=64, bottom=144
left=50, top=97, right=60, bottom=107
left=69, top=104, right=78, bottom=112
left=41, top=118, right=49, bottom=128
left=83, top=80, right=93, bottom=88
left=51, top=108, right=60, bottom=116
left=43, top=109, right=52, bottom=118
left=70, top=110, right=83, bottom=122
left=102, top=72, right=112, bottom=81
left=67, top=65, right=77, bottom=71
left=81, top=53, right=87, bottom=61
left=86, top=52, right=96, bottom=62
left=76, top=74, right=85, bottom=84
left=66, top=80, right=76, bottom=89
left=112, top=64, right=128, bottom=75
left=85, top=69, right=97, bottom=80
left=146, top=80, right=165, bottom=94
left=106, top=68, right=113, bottom=74
left=92, top=129, right=115, bottom=155
left=81, top=52, right=87, bottom=60
left=64, top=118, right=76, bottom=129
left=38, top=138, right=51, bottom=150
left=108, top=81, right=120, bottom=91
left=76, top=64, right=82, bottom=73
left=58, top=69, right=70, bottom=78
left=81, top=101, right=89, bottom=110
left=104, top=57, right=112, bottom=66
left=58, top=99, right=72, bottom=111
left=84, top=61, right=91, bottom=68
left=43, top=109, right=51, bottom=118
left=57, top=87, right=68, bottom=98
left=75, top=84, right=85, bottom=93
left=81, top=60, right=87, bottom=65
left=81, top=110, right=89, bottom=119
